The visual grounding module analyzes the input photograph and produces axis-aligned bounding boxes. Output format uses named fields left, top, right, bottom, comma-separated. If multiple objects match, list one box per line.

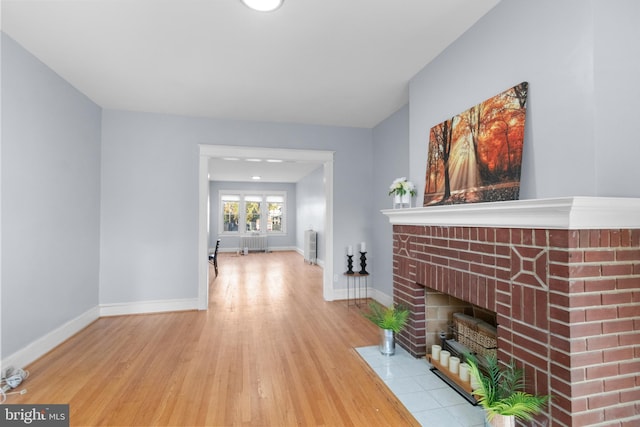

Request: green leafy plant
left=466, top=355, right=549, bottom=422
left=363, top=301, right=409, bottom=333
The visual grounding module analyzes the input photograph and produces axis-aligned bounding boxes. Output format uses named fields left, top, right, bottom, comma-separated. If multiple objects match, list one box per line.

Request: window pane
left=268, top=202, right=283, bottom=232
left=245, top=201, right=261, bottom=231
left=223, top=200, right=239, bottom=231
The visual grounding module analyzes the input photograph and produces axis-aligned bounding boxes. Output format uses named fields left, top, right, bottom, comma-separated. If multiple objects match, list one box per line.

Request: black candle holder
left=346, top=255, right=354, bottom=274
left=359, top=251, right=368, bottom=275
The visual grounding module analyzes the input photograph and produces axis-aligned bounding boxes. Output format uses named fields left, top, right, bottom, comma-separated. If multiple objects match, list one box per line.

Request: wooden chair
left=209, top=239, right=221, bottom=277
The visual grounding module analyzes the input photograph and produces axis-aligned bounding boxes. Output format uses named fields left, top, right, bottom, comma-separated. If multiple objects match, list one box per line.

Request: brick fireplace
left=383, top=197, right=640, bottom=427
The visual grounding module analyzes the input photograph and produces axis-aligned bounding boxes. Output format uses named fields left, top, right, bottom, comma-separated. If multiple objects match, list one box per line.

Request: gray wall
left=408, top=0, right=640, bottom=200
left=371, top=105, right=410, bottom=297
left=1, top=34, right=102, bottom=357
left=100, top=109, right=372, bottom=305
left=593, top=0, right=640, bottom=196
left=208, top=180, right=297, bottom=251
left=296, top=166, right=325, bottom=264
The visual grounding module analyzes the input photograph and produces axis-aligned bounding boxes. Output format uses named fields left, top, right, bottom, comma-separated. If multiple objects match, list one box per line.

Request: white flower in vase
left=389, top=177, right=416, bottom=207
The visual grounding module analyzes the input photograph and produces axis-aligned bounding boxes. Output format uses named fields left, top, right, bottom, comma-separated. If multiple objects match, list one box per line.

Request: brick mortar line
left=549, top=301, right=639, bottom=309
left=547, top=345, right=638, bottom=360
left=508, top=318, right=553, bottom=336
left=548, top=273, right=640, bottom=281
left=588, top=416, right=640, bottom=427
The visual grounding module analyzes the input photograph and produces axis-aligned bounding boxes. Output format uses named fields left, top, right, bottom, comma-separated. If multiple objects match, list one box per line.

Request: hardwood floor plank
left=12, top=251, right=419, bottom=426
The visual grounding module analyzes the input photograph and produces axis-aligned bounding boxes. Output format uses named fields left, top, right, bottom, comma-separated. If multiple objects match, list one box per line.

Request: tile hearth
left=356, top=345, right=485, bottom=427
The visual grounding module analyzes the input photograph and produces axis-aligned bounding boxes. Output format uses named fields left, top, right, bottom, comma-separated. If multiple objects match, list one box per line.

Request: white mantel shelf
left=381, top=197, right=640, bottom=230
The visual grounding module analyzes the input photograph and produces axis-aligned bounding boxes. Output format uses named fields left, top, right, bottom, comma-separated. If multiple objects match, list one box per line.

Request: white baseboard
left=219, top=246, right=298, bottom=254
left=99, top=298, right=199, bottom=317
left=1, top=298, right=200, bottom=372
left=1, top=306, right=100, bottom=372
left=332, top=287, right=391, bottom=306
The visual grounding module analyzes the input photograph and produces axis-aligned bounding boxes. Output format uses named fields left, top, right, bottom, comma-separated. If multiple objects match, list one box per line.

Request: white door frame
left=198, top=144, right=335, bottom=309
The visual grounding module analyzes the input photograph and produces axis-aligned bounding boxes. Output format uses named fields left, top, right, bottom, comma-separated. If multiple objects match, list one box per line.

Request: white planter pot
left=485, top=414, right=515, bottom=427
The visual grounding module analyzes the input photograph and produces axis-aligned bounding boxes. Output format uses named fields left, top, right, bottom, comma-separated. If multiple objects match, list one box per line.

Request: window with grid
left=219, top=192, right=286, bottom=235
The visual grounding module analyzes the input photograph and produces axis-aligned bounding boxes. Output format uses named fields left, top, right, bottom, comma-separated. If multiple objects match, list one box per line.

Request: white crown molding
left=1, top=306, right=100, bottom=372
left=382, top=197, right=640, bottom=229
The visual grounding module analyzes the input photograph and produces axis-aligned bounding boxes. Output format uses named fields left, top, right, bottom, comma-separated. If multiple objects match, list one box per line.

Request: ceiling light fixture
left=266, top=159, right=283, bottom=163
left=252, top=176, right=262, bottom=180
left=241, top=0, right=284, bottom=12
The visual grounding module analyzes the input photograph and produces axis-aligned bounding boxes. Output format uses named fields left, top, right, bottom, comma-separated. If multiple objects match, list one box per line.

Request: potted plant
left=363, top=301, right=409, bottom=355
left=466, top=355, right=549, bottom=427
left=389, top=177, right=416, bottom=208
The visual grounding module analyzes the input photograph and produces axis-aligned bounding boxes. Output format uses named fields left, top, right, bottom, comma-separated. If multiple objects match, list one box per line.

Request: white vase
left=393, top=193, right=411, bottom=208
left=485, top=414, right=515, bottom=427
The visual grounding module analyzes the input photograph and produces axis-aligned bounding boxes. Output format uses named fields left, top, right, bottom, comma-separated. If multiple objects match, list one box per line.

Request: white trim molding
left=382, top=197, right=640, bottom=229
left=1, top=306, right=100, bottom=371
left=100, top=298, right=199, bottom=317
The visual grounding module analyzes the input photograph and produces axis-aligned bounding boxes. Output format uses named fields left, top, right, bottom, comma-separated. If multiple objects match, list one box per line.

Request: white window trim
left=218, top=190, right=287, bottom=236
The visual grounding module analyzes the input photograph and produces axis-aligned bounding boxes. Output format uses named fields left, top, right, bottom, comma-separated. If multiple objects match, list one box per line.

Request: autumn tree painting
left=424, top=82, right=528, bottom=206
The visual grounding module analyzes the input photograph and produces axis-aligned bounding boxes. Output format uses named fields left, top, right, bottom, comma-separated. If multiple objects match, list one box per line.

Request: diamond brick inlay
left=511, top=246, right=548, bottom=288
left=397, top=234, right=411, bottom=258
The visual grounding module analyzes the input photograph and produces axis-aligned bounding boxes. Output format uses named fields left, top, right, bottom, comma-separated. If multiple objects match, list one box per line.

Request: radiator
left=241, top=235, right=268, bottom=252
left=304, top=230, right=317, bottom=264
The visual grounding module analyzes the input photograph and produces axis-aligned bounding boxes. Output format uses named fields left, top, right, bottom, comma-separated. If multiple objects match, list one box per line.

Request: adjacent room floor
left=356, top=345, right=486, bottom=427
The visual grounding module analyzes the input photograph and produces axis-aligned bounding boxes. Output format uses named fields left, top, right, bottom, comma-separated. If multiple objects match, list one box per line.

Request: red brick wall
left=392, top=225, right=640, bottom=427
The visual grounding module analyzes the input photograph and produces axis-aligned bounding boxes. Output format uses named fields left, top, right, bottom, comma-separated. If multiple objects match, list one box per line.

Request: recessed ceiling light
left=241, top=0, right=284, bottom=12
left=245, top=158, right=263, bottom=162
left=266, top=159, right=284, bottom=163
left=252, top=176, right=262, bottom=180
left=222, top=157, right=240, bottom=161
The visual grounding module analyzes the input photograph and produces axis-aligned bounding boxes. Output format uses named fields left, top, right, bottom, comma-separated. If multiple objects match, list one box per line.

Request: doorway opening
left=198, top=144, right=335, bottom=309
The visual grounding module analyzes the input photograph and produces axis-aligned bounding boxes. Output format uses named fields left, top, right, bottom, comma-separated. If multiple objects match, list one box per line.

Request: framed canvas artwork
left=423, top=82, right=528, bottom=206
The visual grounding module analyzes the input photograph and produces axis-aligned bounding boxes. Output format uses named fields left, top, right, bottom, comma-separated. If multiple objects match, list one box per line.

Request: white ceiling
left=208, top=157, right=322, bottom=182
left=1, top=0, right=500, bottom=182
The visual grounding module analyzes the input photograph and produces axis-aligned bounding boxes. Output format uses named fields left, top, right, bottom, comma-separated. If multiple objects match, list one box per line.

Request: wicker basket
left=476, top=321, right=497, bottom=358
left=452, top=313, right=479, bottom=351
left=453, top=313, right=497, bottom=358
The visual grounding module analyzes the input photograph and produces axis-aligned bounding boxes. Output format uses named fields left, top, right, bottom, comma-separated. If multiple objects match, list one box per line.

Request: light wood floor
left=13, top=251, right=419, bottom=426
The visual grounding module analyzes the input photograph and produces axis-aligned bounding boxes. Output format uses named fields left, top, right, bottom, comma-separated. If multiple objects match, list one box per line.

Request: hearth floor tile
left=355, top=345, right=485, bottom=427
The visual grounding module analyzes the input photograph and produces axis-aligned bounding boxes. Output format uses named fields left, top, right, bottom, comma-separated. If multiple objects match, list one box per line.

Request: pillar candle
left=459, top=363, right=470, bottom=383
left=470, top=370, right=481, bottom=390
left=439, top=350, right=450, bottom=367
left=431, top=345, right=441, bottom=361
left=360, top=242, right=366, bottom=252
left=347, top=245, right=353, bottom=255
left=448, top=356, right=460, bottom=375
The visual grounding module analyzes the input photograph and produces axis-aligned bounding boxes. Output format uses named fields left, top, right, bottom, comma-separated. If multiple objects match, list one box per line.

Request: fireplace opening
left=423, top=287, right=499, bottom=404
left=424, top=287, right=496, bottom=352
